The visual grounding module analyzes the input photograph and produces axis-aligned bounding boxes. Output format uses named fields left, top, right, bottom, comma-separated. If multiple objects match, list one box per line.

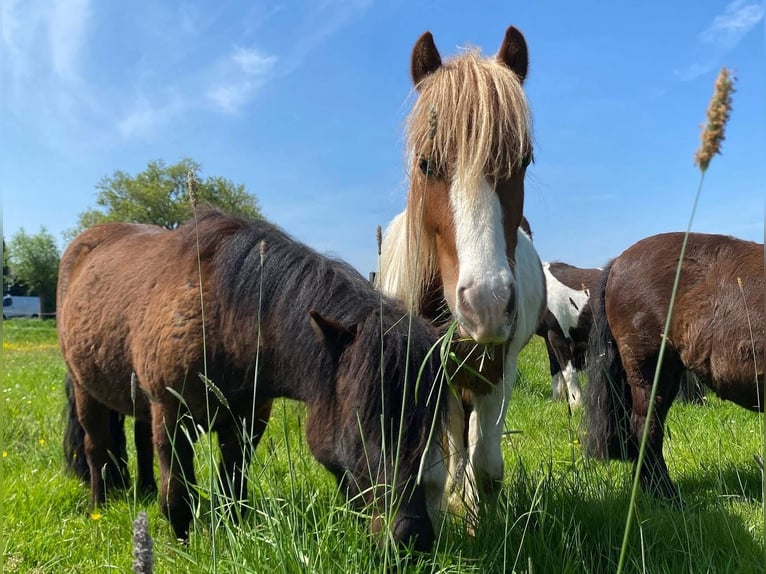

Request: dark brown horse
left=584, top=232, right=764, bottom=498
left=377, top=26, right=546, bottom=517
left=537, top=262, right=600, bottom=407
left=59, top=210, right=448, bottom=550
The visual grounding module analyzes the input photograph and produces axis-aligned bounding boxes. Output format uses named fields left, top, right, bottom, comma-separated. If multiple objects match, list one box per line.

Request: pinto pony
left=58, top=210, right=448, bottom=550
left=584, top=232, right=764, bottom=499
left=378, top=27, right=546, bottom=515
left=537, top=262, right=600, bottom=407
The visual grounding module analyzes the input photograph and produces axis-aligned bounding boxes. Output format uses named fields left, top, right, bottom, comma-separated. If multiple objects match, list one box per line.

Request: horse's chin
left=457, top=315, right=515, bottom=345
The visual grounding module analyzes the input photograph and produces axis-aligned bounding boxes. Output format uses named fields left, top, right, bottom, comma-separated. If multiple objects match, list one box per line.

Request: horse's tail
left=63, top=372, right=90, bottom=481
left=583, top=262, right=636, bottom=461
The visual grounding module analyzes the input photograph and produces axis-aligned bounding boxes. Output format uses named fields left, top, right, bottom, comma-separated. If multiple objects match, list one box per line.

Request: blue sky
left=2, top=0, right=764, bottom=274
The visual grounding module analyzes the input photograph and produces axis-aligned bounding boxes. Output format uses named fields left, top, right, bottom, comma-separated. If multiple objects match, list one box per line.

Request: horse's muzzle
left=370, top=496, right=435, bottom=552
left=456, top=279, right=516, bottom=344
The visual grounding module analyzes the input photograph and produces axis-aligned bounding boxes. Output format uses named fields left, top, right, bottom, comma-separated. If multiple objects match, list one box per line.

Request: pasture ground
left=2, top=319, right=764, bottom=572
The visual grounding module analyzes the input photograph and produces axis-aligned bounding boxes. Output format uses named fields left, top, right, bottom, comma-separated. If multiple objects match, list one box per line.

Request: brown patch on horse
left=497, top=176, right=525, bottom=269
left=547, top=262, right=600, bottom=293
left=448, top=343, right=505, bottom=395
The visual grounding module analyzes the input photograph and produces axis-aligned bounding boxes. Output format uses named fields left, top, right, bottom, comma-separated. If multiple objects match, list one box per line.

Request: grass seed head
left=187, top=168, right=199, bottom=208
left=694, top=67, right=736, bottom=172
left=132, top=511, right=154, bottom=574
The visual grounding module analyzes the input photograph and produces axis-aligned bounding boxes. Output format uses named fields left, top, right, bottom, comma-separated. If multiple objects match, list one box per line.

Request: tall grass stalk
left=617, top=66, right=737, bottom=574
left=763, top=219, right=766, bottom=567
left=187, top=169, right=217, bottom=569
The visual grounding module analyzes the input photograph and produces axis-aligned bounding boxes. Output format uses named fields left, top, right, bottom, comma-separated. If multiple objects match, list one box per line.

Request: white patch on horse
left=449, top=176, right=513, bottom=343
left=543, top=263, right=590, bottom=336
left=457, top=227, right=545, bottom=517
left=552, top=361, right=581, bottom=403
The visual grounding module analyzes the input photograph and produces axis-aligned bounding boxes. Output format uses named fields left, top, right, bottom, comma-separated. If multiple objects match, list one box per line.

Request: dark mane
left=184, top=208, right=445, bottom=481
left=195, top=209, right=380, bottom=327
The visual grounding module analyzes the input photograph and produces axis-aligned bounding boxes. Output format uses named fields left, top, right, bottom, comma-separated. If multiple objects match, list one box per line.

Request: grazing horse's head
left=403, top=26, right=532, bottom=344
left=306, top=306, right=446, bottom=552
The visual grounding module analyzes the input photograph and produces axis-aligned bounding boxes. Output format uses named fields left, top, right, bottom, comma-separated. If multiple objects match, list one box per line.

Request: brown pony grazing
left=378, top=26, right=546, bottom=518
left=584, top=232, right=764, bottom=499
left=58, top=209, right=448, bottom=550
left=537, top=262, right=601, bottom=407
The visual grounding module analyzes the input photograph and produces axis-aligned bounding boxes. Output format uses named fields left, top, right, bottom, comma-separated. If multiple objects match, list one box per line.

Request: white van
left=3, top=295, right=41, bottom=319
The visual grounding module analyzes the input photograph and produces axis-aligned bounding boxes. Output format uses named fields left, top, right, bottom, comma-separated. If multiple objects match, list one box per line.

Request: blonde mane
left=407, top=48, right=532, bottom=184
left=381, top=49, right=532, bottom=312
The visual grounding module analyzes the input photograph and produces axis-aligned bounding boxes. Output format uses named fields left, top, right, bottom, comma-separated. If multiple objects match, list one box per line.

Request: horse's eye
left=418, top=157, right=434, bottom=177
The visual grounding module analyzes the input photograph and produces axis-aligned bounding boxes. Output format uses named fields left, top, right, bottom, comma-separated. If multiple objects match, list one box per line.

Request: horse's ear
left=497, top=26, right=528, bottom=83
left=309, top=309, right=356, bottom=364
left=411, top=31, right=442, bottom=88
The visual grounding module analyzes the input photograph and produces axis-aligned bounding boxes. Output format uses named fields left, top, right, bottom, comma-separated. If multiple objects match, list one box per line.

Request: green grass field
left=2, top=319, right=764, bottom=573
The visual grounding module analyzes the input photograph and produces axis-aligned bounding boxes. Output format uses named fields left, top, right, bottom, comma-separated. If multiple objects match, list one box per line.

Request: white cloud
left=117, top=96, right=184, bottom=139
left=674, top=62, right=714, bottom=82
left=285, top=0, right=371, bottom=72
left=1, top=0, right=107, bottom=154
left=675, top=0, right=763, bottom=81
left=700, top=0, right=764, bottom=49
left=206, top=47, right=277, bottom=113
left=232, top=47, right=277, bottom=76
left=48, top=0, right=91, bottom=80
left=2, top=0, right=24, bottom=52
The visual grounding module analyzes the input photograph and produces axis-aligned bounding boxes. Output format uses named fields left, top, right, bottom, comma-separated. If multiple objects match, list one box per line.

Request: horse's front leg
left=626, top=362, right=680, bottom=502
left=216, top=400, right=273, bottom=520
left=442, top=391, right=469, bottom=514
left=464, top=352, right=517, bottom=513
left=134, top=419, right=157, bottom=497
left=152, top=401, right=198, bottom=540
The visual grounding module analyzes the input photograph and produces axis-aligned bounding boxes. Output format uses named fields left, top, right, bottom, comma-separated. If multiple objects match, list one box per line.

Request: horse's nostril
left=457, top=284, right=474, bottom=315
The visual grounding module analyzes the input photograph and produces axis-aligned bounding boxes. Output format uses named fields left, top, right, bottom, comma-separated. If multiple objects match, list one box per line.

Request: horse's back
left=59, top=222, right=170, bottom=323
left=58, top=223, right=175, bottom=415
left=605, top=232, right=764, bottom=406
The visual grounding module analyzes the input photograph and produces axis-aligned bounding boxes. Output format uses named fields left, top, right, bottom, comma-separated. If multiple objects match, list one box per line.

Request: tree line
left=4, top=158, right=263, bottom=316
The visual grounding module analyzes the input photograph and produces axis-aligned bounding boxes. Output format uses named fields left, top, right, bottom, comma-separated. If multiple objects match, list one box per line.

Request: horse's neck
left=508, top=228, right=546, bottom=353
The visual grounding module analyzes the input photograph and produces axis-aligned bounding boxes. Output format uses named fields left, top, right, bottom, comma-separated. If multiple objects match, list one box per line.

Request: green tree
left=8, top=228, right=60, bottom=314
left=3, top=238, right=12, bottom=292
left=71, top=158, right=263, bottom=235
